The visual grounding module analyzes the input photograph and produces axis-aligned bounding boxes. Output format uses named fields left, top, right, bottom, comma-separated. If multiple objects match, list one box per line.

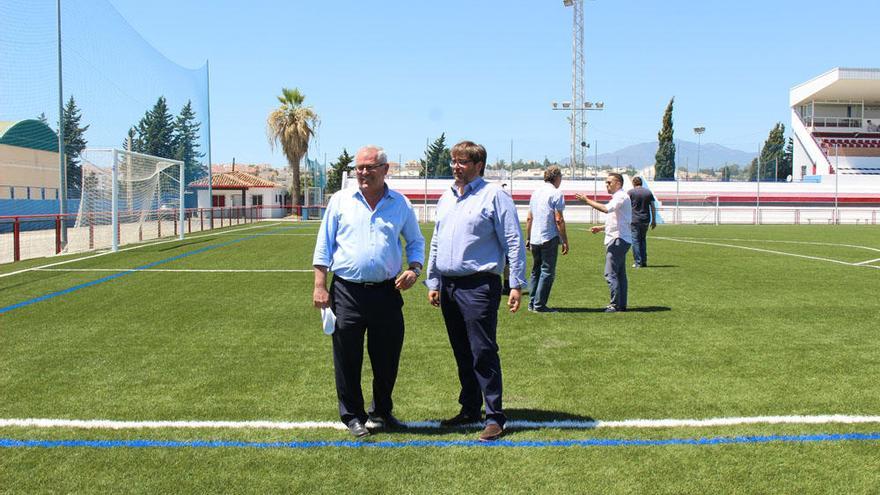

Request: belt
left=337, top=277, right=396, bottom=288
left=443, top=272, right=498, bottom=282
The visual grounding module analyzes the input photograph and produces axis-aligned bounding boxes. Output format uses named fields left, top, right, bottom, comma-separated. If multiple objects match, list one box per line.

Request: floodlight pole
left=693, top=126, right=705, bottom=174
left=56, top=0, right=68, bottom=248
left=552, top=0, right=602, bottom=179
left=205, top=60, right=214, bottom=225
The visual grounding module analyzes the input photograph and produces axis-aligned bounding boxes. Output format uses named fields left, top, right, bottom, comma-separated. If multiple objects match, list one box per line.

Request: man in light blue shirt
left=525, top=165, right=569, bottom=312
left=313, top=145, right=425, bottom=438
left=425, top=140, right=526, bottom=442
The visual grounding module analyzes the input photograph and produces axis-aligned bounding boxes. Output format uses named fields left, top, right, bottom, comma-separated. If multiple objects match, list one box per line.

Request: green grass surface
left=1, top=222, right=879, bottom=493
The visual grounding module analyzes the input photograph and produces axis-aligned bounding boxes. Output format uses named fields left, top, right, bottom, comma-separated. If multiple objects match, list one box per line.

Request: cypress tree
left=654, top=97, right=676, bottom=180
left=325, top=148, right=354, bottom=194
left=748, top=123, right=786, bottom=181
left=420, top=133, right=452, bottom=178
left=61, top=95, right=90, bottom=198
left=171, top=100, right=204, bottom=184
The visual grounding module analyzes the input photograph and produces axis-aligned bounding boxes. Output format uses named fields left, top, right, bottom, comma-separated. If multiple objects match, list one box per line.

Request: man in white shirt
left=525, top=166, right=569, bottom=313
left=575, top=173, right=632, bottom=312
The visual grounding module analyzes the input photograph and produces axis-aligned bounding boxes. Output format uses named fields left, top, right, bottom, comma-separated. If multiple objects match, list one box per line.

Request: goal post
left=69, top=148, right=185, bottom=254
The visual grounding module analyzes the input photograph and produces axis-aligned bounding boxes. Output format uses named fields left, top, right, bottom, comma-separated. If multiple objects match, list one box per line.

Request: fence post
left=13, top=217, right=21, bottom=262
left=55, top=216, right=62, bottom=254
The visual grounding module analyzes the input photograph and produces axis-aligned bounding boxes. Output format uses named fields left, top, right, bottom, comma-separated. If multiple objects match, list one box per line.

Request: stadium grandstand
left=790, top=67, right=880, bottom=179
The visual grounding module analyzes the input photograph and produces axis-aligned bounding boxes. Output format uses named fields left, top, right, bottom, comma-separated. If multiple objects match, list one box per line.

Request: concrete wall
left=0, top=143, right=60, bottom=199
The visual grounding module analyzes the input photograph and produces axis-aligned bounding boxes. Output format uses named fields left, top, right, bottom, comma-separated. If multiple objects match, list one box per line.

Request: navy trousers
left=330, top=277, right=404, bottom=425
left=440, top=273, right=506, bottom=426
left=630, top=223, right=649, bottom=267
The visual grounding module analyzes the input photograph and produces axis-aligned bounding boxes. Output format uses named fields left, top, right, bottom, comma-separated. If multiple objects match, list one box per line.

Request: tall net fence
left=1, top=0, right=210, bottom=226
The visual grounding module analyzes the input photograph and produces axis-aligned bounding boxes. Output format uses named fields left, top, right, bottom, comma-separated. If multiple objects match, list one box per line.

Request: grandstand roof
left=0, top=119, right=59, bottom=152
left=189, top=170, right=282, bottom=189
left=790, top=68, right=880, bottom=106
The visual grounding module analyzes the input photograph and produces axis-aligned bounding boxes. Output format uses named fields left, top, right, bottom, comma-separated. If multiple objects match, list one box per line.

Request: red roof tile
left=189, top=171, right=282, bottom=189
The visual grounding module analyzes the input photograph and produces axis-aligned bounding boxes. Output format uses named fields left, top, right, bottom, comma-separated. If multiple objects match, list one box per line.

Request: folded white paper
left=321, top=307, right=336, bottom=335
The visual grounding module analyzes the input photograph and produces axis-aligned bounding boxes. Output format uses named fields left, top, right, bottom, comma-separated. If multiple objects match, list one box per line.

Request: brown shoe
left=478, top=423, right=504, bottom=442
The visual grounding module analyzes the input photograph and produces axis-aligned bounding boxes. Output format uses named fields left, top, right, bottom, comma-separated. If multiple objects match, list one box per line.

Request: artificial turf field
left=1, top=221, right=879, bottom=494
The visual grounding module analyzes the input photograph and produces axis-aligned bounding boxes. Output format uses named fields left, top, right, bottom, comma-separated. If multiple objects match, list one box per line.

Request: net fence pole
left=178, top=159, right=185, bottom=240
left=111, top=149, right=119, bottom=252
left=56, top=0, right=68, bottom=248
left=205, top=60, right=214, bottom=227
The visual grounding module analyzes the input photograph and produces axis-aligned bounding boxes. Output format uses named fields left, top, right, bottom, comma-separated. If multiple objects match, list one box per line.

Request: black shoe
left=346, top=419, right=370, bottom=438
left=534, top=307, right=558, bottom=313
left=367, top=413, right=406, bottom=430
left=440, top=411, right=482, bottom=427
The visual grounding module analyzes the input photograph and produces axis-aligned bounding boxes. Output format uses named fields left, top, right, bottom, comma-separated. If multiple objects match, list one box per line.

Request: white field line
left=855, top=257, right=880, bottom=266
left=35, top=268, right=314, bottom=273
left=662, top=236, right=880, bottom=253
left=655, top=236, right=880, bottom=270
left=2, top=415, right=880, bottom=431
left=0, top=223, right=284, bottom=280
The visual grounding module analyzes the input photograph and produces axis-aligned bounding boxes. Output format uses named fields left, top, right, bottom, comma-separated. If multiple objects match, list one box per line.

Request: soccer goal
left=66, top=149, right=185, bottom=254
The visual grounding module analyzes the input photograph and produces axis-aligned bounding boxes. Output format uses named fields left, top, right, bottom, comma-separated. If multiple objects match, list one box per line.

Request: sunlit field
left=1, top=221, right=879, bottom=493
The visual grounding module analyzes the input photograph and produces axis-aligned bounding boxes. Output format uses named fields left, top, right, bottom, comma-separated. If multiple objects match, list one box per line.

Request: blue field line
left=0, top=232, right=270, bottom=315
left=1, top=432, right=879, bottom=450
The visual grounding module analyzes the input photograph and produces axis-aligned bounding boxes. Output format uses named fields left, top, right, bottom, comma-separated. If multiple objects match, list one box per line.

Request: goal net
left=65, top=148, right=184, bottom=253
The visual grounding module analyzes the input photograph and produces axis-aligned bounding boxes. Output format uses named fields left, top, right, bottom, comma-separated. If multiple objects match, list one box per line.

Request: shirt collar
left=451, top=176, right=486, bottom=198
left=352, top=184, right=392, bottom=204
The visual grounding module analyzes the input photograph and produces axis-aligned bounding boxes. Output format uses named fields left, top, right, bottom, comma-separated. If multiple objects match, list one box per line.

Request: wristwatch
left=409, top=267, right=422, bottom=277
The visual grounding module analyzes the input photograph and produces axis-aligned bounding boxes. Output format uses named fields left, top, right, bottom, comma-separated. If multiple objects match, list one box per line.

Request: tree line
left=37, top=96, right=205, bottom=198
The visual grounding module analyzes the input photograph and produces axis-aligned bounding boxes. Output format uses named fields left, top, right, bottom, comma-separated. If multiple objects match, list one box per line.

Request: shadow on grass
left=374, top=409, right=600, bottom=438
left=552, top=306, right=671, bottom=313
left=638, top=264, right=677, bottom=268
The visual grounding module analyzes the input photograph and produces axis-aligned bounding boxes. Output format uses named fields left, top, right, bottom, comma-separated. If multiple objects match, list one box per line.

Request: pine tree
left=134, top=96, right=175, bottom=159
left=420, top=133, right=452, bottom=178
left=325, top=149, right=354, bottom=194
left=171, top=100, right=205, bottom=185
left=654, top=97, right=676, bottom=180
left=37, top=113, right=49, bottom=125
left=748, top=122, right=786, bottom=181
left=61, top=96, right=90, bottom=198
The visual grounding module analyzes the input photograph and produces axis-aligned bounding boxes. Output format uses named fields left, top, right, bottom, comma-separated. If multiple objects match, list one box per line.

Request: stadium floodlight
left=561, top=101, right=572, bottom=108
left=563, top=0, right=574, bottom=6
left=694, top=126, right=706, bottom=172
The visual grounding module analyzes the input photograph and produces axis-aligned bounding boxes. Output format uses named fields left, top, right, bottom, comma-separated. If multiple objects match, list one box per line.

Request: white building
left=790, top=67, right=880, bottom=180
left=189, top=171, right=287, bottom=218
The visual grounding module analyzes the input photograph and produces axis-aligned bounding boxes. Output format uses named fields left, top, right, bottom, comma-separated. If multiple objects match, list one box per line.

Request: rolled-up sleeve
left=494, top=191, right=526, bottom=289
left=424, top=221, right=441, bottom=291
left=401, top=198, right=425, bottom=267
left=312, top=194, right=338, bottom=267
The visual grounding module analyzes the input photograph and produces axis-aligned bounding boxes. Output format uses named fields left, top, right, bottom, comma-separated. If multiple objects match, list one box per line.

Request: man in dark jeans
left=525, top=165, right=569, bottom=312
left=628, top=176, right=656, bottom=268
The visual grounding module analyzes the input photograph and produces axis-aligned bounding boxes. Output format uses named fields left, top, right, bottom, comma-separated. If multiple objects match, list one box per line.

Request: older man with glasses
left=313, top=145, right=425, bottom=438
left=426, top=140, right=526, bottom=442
left=575, top=173, right=632, bottom=313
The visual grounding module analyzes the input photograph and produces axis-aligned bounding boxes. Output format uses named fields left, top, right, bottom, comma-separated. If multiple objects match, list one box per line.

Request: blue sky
left=106, top=0, right=879, bottom=166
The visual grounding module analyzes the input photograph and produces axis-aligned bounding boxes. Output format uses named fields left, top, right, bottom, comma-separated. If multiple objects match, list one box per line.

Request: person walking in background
left=313, top=145, right=425, bottom=438
left=426, top=140, right=526, bottom=442
left=628, top=176, right=656, bottom=268
left=525, top=165, right=569, bottom=313
left=575, top=173, right=632, bottom=313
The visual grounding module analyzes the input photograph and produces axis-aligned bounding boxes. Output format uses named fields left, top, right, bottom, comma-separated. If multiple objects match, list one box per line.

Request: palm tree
left=267, top=87, right=319, bottom=207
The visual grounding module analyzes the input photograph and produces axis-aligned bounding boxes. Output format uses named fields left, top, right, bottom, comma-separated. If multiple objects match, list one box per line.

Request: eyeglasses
left=450, top=159, right=474, bottom=166
left=355, top=163, right=386, bottom=174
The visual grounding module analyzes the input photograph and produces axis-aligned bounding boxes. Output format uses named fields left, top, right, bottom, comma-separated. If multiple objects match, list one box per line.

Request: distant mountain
left=562, top=140, right=756, bottom=171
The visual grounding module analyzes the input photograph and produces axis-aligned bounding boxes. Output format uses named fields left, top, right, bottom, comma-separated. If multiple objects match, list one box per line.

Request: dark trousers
left=529, top=236, right=560, bottom=310
left=440, top=273, right=506, bottom=426
left=604, top=238, right=630, bottom=309
left=330, top=277, right=404, bottom=425
left=630, top=223, right=649, bottom=266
